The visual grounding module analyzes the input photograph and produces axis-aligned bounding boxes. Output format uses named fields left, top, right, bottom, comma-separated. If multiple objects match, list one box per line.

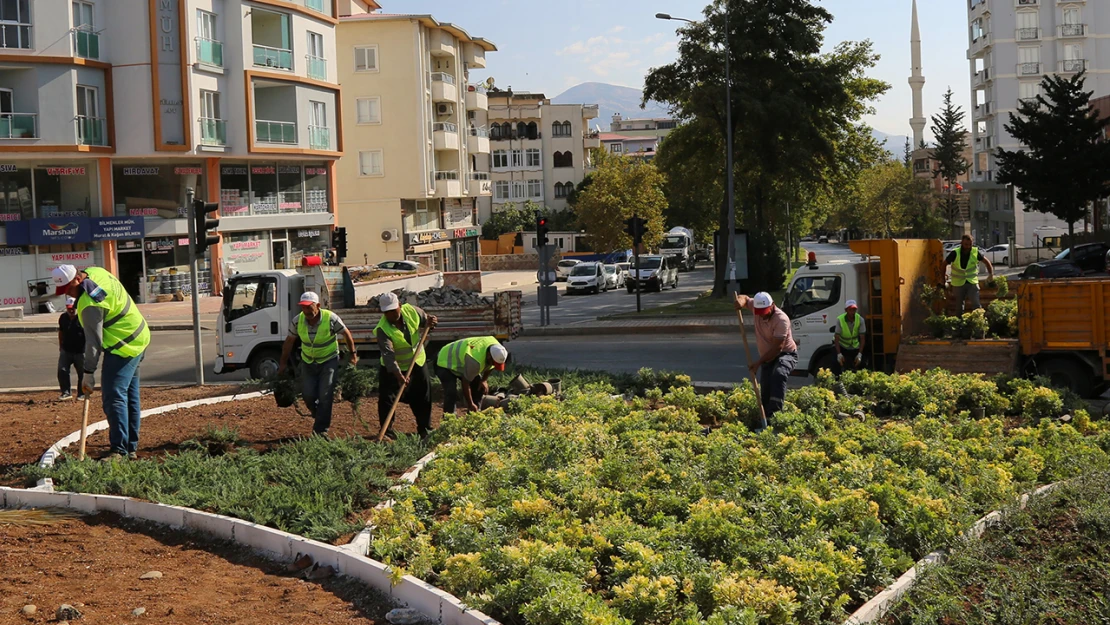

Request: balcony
left=309, top=125, right=330, bottom=150
left=1058, top=24, right=1086, bottom=38
left=466, top=85, right=487, bottom=110
left=468, top=126, right=490, bottom=153
left=1015, top=27, right=1040, bottom=41
left=71, top=28, right=99, bottom=60
left=584, top=130, right=601, bottom=149
left=199, top=117, right=226, bottom=146
left=465, top=43, right=486, bottom=69
left=75, top=116, right=106, bottom=146
left=973, top=68, right=991, bottom=87
left=975, top=135, right=994, bottom=150
left=969, top=32, right=992, bottom=57
left=583, top=104, right=599, bottom=120
left=253, top=44, right=293, bottom=70
left=468, top=172, right=492, bottom=196
left=969, top=0, right=988, bottom=14
left=974, top=101, right=993, bottom=118
left=196, top=37, right=223, bottom=67
left=432, top=122, right=459, bottom=151
left=305, top=0, right=325, bottom=11
left=430, top=72, right=457, bottom=102
left=429, top=29, right=456, bottom=57
left=1016, top=61, right=1042, bottom=76
left=0, top=113, right=37, bottom=139
left=433, top=170, right=461, bottom=197
left=1059, top=58, right=1087, bottom=73
left=255, top=119, right=296, bottom=144
left=1018, top=96, right=1041, bottom=109
left=1016, top=0, right=1037, bottom=5
left=306, top=54, right=327, bottom=80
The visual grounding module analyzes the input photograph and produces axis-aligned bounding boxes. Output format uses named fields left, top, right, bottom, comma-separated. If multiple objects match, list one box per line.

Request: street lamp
left=657, top=9, right=736, bottom=295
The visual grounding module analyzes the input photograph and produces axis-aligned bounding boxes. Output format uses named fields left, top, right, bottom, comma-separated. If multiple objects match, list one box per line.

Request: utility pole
left=185, top=188, right=203, bottom=386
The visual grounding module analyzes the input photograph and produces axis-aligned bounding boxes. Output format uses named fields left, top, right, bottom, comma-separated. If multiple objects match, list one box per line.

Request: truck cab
left=783, top=259, right=873, bottom=376
left=215, top=270, right=305, bottom=379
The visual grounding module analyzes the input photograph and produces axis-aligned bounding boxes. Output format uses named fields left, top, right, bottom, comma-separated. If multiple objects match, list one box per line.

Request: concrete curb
left=842, top=481, right=1064, bottom=624
left=0, top=323, right=213, bottom=334
left=521, top=323, right=739, bottom=337
left=0, top=382, right=240, bottom=394
left=346, top=450, right=438, bottom=557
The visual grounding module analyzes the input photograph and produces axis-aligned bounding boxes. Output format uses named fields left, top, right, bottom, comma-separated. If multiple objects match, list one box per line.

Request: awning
left=411, top=241, right=451, bottom=253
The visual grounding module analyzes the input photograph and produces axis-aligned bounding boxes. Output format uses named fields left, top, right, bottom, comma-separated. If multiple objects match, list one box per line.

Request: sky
left=399, top=0, right=970, bottom=139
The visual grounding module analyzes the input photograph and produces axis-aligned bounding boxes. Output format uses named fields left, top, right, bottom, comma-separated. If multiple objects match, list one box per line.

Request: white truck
left=660, top=227, right=697, bottom=271
left=214, top=265, right=523, bottom=378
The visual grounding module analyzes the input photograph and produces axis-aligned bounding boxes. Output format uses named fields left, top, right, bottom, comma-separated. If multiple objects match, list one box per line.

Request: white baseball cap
left=845, top=300, right=858, bottom=310
left=378, top=292, right=400, bottom=312
left=753, top=292, right=774, bottom=312
left=65, top=296, right=76, bottom=308
left=52, top=264, right=77, bottom=295
left=489, top=344, right=508, bottom=370
left=298, top=291, right=320, bottom=305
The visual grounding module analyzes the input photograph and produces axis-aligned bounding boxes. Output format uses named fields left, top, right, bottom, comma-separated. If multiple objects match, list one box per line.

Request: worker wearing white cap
left=277, top=290, right=358, bottom=436
left=734, top=291, right=798, bottom=429
left=52, top=263, right=150, bottom=460
left=56, top=296, right=87, bottom=401
left=374, top=292, right=438, bottom=439
left=834, top=300, right=866, bottom=375
left=434, top=336, right=508, bottom=414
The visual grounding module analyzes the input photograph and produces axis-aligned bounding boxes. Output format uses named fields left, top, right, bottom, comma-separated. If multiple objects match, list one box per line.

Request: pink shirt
left=752, top=306, right=797, bottom=355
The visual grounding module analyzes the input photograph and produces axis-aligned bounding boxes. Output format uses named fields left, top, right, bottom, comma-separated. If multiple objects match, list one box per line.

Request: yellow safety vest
left=76, top=267, right=150, bottom=358
left=951, top=247, right=980, bottom=287
left=297, top=309, right=339, bottom=364
left=375, top=304, right=426, bottom=369
left=437, top=336, right=500, bottom=380
left=837, top=313, right=861, bottom=349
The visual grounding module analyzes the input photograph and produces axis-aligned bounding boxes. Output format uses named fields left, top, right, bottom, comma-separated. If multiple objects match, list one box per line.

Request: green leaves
left=575, top=151, right=669, bottom=253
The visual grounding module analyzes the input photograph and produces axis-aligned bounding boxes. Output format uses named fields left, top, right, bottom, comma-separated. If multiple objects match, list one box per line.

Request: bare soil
left=0, top=511, right=393, bottom=624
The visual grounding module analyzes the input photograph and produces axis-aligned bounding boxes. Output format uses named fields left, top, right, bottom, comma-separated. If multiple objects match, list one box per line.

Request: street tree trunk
left=712, top=192, right=729, bottom=298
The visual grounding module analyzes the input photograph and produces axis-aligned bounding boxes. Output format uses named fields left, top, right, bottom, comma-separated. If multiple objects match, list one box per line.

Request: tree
left=929, top=88, right=970, bottom=234
left=480, top=200, right=544, bottom=240
left=574, top=151, right=668, bottom=252
left=903, top=137, right=912, bottom=168
left=857, top=161, right=909, bottom=238
left=653, top=119, right=724, bottom=244
left=996, top=72, right=1110, bottom=241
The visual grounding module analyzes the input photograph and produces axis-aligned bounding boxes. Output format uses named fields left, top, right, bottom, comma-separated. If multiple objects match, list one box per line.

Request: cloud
left=555, top=31, right=650, bottom=83
left=609, top=25, right=626, bottom=34
left=654, top=41, right=677, bottom=56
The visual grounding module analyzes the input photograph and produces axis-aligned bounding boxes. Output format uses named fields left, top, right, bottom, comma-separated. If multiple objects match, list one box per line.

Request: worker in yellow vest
left=834, top=300, right=866, bottom=375
left=434, top=336, right=508, bottom=414
left=277, top=291, right=358, bottom=436
left=52, top=264, right=150, bottom=461
left=374, top=292, right=437, bottom=439
left=943, top=235, right=993, bottom=314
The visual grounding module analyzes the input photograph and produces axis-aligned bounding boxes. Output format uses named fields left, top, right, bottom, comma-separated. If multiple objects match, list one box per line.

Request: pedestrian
left=834, top=299, right=866, bottom=375
left=434, top=336, right=508, bottom=414
left=734, top=291, right=798, bottom=429
left=57, top=296, right=86, bottom=401
left=943, top=234, right=993, bottom=314
left=52, top=264, right=150, bottom=461
left=277, top=291, right=358, bottom=436
left=375, top=292, right=437, bottom=439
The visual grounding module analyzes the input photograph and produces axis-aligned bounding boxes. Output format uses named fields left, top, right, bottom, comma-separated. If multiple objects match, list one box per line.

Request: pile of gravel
left=368, top=285, right=492, bottom=310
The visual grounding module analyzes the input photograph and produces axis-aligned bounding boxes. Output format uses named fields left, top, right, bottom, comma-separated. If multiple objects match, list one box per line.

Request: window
left=250, top=9, right=292, bottom=70
left=554, top=151, right=573, bottom=167
left=554, top=182, right=566, bottom=198
left=355, top=45, right=378, bottom=72
left=199, top=90, right=224, bottom=145
left=784, top=275, right=842, bottom=319
left=1, top=0, right=32, bottom=49
left=510, top=149, right=524, bottom=168
left=356, top=97, right=381, bottom=124
left=526, top=148, right=541, bottom=168
left=75, top=84, right=102, bottom=145
left=511, top=181, right=525, bottom=200
left=309, top=100, right=328, bottom=149
left=306, top=31, right=325, bottom=80
left=225, top=277, right=278, bottom=322
left=553, top=120, right=572, bottom=137
left=494, top=180, right=510, bottom=200
left=1016, top=11, right=1038, bottom=39
left=72, top=1, right=92, bottom=29
left=490, top=124, right=503, bottom=140
left=1063, top=8, right=1080, bottom=25
left=527, top=121, right=538, bottom=140
left=610, top=143, right=624, bottom=154
left=196, top=9, right=222, bottom=66
left=528, top=179, right=543, bottom=199
left=359, top=150, right=383, bottom=176
left=1019, top=81, right=1042, bottom=101
left=493, top=150, right=509, bottom=169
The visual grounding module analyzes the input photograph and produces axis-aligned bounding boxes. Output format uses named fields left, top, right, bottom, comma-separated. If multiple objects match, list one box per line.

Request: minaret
left=909, top=0, right=926, bottom=148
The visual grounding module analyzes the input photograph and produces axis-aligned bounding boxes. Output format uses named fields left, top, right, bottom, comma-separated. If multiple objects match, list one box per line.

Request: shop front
left=405, top=225, right=480, bottom=272
left=220, top=163, right=330, bottom=217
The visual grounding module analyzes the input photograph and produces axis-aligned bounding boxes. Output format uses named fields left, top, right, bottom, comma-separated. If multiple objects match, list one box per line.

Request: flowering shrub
left=369, top=371, right=1110, bottom=625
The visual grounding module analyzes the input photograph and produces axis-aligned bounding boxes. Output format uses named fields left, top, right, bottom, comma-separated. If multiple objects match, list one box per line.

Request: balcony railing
left=306, top=54, right=326, bottom=80
left=429, top=72, right=456, bottom=85
left=469, top=172, right=490, bottom=181
left=199, top=117, right=226, bottom=146
left=253, top=44, right=293, bottom=70
left=975, top=102, right=993, bottom=116
left=255, top=119, right=296, bottom=144
left=75, top=115, right=106, bottom=146
left=71, top=28, right=99, bottom=60
left=433, top=122, right=458, bottom=133
left=305, top=0, right=325, bottom=11
left=1016, top=27, right=1040, bottom=40
left=196, top=37, right=223, bottom=67
left=468, top=84, right=488, bottom=94
left=0, top=22, right=31, bottom=49
left=1017, top=0, right=1037, bottom=4
left=0, top=113, right=37, bottom=139
left=1059, top=24, right=1086, bottom=37
left=1018, top=96, right=1041, bottom=108
left=308, top=125, right=330, bottom=149
left=1060, top=58, right=1087, bottom=73
left=434, top=170, right=460, bottom=181
left=1017, top=62, right=1042, bottom=75
left=469, top=125, right=489, bottom=137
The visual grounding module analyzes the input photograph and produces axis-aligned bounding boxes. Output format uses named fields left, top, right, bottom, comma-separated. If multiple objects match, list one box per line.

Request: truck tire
left=811, top=351, right=838, bottom=377
left=1037, top=358, right=1095, bottom=398
left=249, top=348, right=282, bottom=380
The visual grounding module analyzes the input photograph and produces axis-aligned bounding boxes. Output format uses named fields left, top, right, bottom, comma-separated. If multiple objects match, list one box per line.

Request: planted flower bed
left=368, top=369, right=1110, bottom=625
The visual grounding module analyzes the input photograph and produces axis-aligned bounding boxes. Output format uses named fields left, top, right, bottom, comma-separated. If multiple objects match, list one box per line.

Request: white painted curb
left=346, top=451, right=438, bottom=557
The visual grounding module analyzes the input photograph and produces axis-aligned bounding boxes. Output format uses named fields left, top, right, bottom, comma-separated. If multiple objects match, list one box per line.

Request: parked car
left=1055, top=242, right=1110, bottom=274
left=817, top=235, right=829, bottom=244
left=1019, top=259, right=1084, bottom=280
left=981, top=243, right=1021, bottom=265
left=942, top=240, right=962, bottom=253
left=566, top=262, right=607, bottom=294
left=603, top=264, right=624, bottom=289
left=555, top=259, right=581, bottom=281
left=606, top=249, right=634, bottom=263
left=627, top=255, right=678, bottom=293
left=376, top=260, right=420, bottom=272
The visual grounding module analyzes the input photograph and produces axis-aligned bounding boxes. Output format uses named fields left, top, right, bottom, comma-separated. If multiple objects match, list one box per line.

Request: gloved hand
left=81, top=371, right=95, bottom=396
left=837, top=354, right=845, bottom=366
left=854, top=353, right=862, bottom=366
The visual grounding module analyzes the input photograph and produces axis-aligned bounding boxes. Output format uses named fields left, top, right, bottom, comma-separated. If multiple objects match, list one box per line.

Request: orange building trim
left=247, top=0, right=340, bottom=25
left=243, top=71, right=343, bottom=157
left=148, top=0, right=193, bottom=152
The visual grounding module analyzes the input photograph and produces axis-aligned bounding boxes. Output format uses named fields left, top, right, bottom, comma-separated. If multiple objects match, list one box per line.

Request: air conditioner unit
left=381, top=228, right=400, bottom=242
left=436, top=103, right=453, bottom=116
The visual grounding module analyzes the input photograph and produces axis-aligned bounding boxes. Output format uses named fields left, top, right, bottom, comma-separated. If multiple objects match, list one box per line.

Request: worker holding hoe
left=53, top=264, right=150, bottom=461
left=375, top=292, right=437, bottom=439
left=735, top=291, right=798, bottom=429
left=834, top=300, right=866, bottom=375
left=277, top=291, right=358, bottom=436
left=435, top=336, right=508, bottom=414
left=943, top=234, right=993, bottom=314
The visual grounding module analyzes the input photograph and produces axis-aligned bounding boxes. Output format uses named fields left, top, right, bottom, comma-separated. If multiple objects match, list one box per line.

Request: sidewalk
left=0, top=297, right=223, bottom=333
left=521, top=315, right=743, bottom=337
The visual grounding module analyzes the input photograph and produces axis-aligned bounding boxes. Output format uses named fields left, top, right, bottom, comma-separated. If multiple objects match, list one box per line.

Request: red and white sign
left=46, top=167, right=86, bottom=176
left=230, top=240, right=261, bottom=251
left=174, top=166, right=203, bottom=175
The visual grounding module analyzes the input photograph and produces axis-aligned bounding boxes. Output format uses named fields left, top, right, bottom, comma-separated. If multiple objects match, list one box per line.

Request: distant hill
left=552, top=82, right=671, bottom=131
left=872, top=130, right=911, bottom=157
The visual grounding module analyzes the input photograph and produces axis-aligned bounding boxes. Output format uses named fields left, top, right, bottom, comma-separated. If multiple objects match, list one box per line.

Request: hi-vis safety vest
left=297, top=309, right=339, bottom=364
left=375, top=304, right=426, bottom=370
left=951, top=247, right=980, bottom=287
left=76, top=267, right=150, bottom=358
left=837, top=313, right=861, bottom=349
left=437, top=336, right=500, bottom=380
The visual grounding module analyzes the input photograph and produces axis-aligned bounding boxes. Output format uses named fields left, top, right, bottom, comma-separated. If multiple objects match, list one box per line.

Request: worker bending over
left=943, top=235, right=993, bottom=314
left=834, top=299, right=866, bottom=375
left=435, top=336, right=508, bottom=414
left=735, top=291, right=798, bottom=430
left=375, top=292, right=437, bottom=439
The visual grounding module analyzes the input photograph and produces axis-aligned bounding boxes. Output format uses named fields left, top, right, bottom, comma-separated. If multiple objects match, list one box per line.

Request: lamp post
left=657, top=9, right=735, bottom=294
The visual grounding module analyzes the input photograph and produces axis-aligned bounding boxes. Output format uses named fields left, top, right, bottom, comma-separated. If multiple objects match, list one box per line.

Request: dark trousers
left=435, top=365, right=484, bottom=414
left=58, top=350, right=85, bottom=394
left=378, top=361, right=433, bottom=436
left=833, top=348, right=861, bottom=376
left=760, top=352, right=797, bottom=427
left=301, top=357, right=339, bottom=435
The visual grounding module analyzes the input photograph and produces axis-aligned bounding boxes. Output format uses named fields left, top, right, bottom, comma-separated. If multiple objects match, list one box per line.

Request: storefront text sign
left=7, top=217, right=147, bottom=245
left=453, top=227, right=479, bottom=239
left=152, top=0, right=186, bottom=146
left=407, top=230, right=449, bottom=246
left=123, top=167, right=160, bottom=175
left=45, top=167, right=86, bottom=176
left=231, top=240, right=262, bottom=251
left=92, top=217, right=144, bottom=241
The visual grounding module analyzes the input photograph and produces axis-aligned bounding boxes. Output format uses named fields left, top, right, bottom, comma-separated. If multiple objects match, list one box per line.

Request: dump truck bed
left=1018, top=278, right=1110, bottom=356
left=335, top=291, right=524, bottom=348
left=848, top=239, right=945, bottom=354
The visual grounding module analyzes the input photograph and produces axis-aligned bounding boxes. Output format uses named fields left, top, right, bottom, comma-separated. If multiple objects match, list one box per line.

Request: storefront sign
left=41, top=207, right=88, bottom=218
left=123, top=167, right=160, bottom=175
left=0, top=213, right=22, bottom=222
left=0, top=247, right=24, bottom=256
left=92, top=217, right=144, bottom=241
left=407, top=230, right=449, bottom=246
left=7, top=216, right=148, bottom=245
left=297, top=230, right=322, bottom=238
left=151, top=0, right=185, bottom=146
left=174, top=166, right=203, bottom=175
left=278, top=166, right=301, bottom=174
left=45, top=167, right=86, bottom=176
left=306, top=167, right=327, bottom=176
left=48, top=252, right=93, bottom=266
left=222, top=166, right=248, bottom=175
left=231, top=240, right=262, bottom=251
left=453, top=227, right=479, bottom=239
left=229, top=252, right=265, bottom=262
left=129, top=208, right=161, bottom=216
left=251, top=166, right=275, bottom=175
left=0, top=165, right=17, bottom=173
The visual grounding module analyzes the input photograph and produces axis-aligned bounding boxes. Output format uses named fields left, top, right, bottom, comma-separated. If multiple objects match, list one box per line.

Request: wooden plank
left=897, top=341, right=1019, bottom=375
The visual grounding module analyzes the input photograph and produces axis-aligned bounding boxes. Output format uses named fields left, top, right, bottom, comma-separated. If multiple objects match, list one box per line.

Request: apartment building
left=335, top=4, right=494, bottom=271
left=966, top=0, right=1108, bottom=246
left=609, top=113, right=676, bottom=133
left=600, top=133, right=661, bottom=161
left=474, top=90, right=599, bottom=223
left=0, top=0, right=343, bottom=310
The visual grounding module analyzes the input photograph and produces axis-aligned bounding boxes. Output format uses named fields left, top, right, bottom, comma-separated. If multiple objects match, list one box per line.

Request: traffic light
left=192, top=199, right=219, bottom=257
left=334, top=227, right=348, bottom=261
left=624, top=216, right=645, bottom=246
left=536, top=211, right=550, bottom=248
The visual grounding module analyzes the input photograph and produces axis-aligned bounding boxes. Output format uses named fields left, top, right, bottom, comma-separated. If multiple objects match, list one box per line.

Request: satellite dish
left=483, top=77, right=495, bottom=90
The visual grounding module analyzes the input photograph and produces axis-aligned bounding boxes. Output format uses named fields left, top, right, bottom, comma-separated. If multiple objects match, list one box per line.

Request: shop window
left=289, top=227, right=330, bottom=265
left=0, top=166, right=32, bottom=221
left=249, top=164, right=278, bottom=214
left=36, top=165, right=97, bottom=218
left=304, top=164, right=329, bottom=213
left=223, top=230, right=271, bottom=274
left=278, top=164, right=303, bottom=213
left=113, top=164, right=204, bottom=219
left=220, top=165, right=251, bottom=216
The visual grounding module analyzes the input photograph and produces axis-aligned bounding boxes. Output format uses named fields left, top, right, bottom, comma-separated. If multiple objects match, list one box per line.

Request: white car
left=603, top=264, right=624, bottom=289
left=566, top=262, right=607, bottom=294
left=376, top=260, right=420, bottom=272
left=555, top=259, right=580, bottom=282
left=981, top=243, right=1019, bottom=265
left=626, top=255, right=678, bottom=292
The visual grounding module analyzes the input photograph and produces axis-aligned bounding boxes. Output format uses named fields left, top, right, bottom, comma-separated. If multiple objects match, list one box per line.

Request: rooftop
left=339, top=12, right=496, bottom=51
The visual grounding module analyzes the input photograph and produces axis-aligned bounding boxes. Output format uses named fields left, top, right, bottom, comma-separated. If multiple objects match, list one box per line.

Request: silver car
left=603, top=264, right=624, bottom=289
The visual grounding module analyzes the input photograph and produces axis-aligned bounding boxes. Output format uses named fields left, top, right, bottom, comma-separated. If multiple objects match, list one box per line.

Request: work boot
left=58, top=392, right=73, bottom=401
left=99, top=450, right=124, bottom=462
left=127, top=452, right=138, bottom=460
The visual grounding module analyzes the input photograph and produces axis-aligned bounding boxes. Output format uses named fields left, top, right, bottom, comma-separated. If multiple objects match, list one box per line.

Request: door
left=271, top=239, right=289, bottom=269
left=76, top=84, right=99, bottom=143
left=307, top=31, right=323, bottom=57
left=783, top=273, right=845, bottom=368
left=221, top=275, right=281, bottom=369
left=116, top=249, right=145, bottom=303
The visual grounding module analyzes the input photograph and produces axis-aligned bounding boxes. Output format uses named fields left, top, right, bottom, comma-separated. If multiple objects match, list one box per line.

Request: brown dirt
left=0, top=511, right=393, bottom=624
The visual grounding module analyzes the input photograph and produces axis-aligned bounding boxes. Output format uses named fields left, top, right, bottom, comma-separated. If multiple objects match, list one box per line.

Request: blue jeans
left=302, top=357, right=339, bottom=435
left=102, top=352, right=144, bottom=454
